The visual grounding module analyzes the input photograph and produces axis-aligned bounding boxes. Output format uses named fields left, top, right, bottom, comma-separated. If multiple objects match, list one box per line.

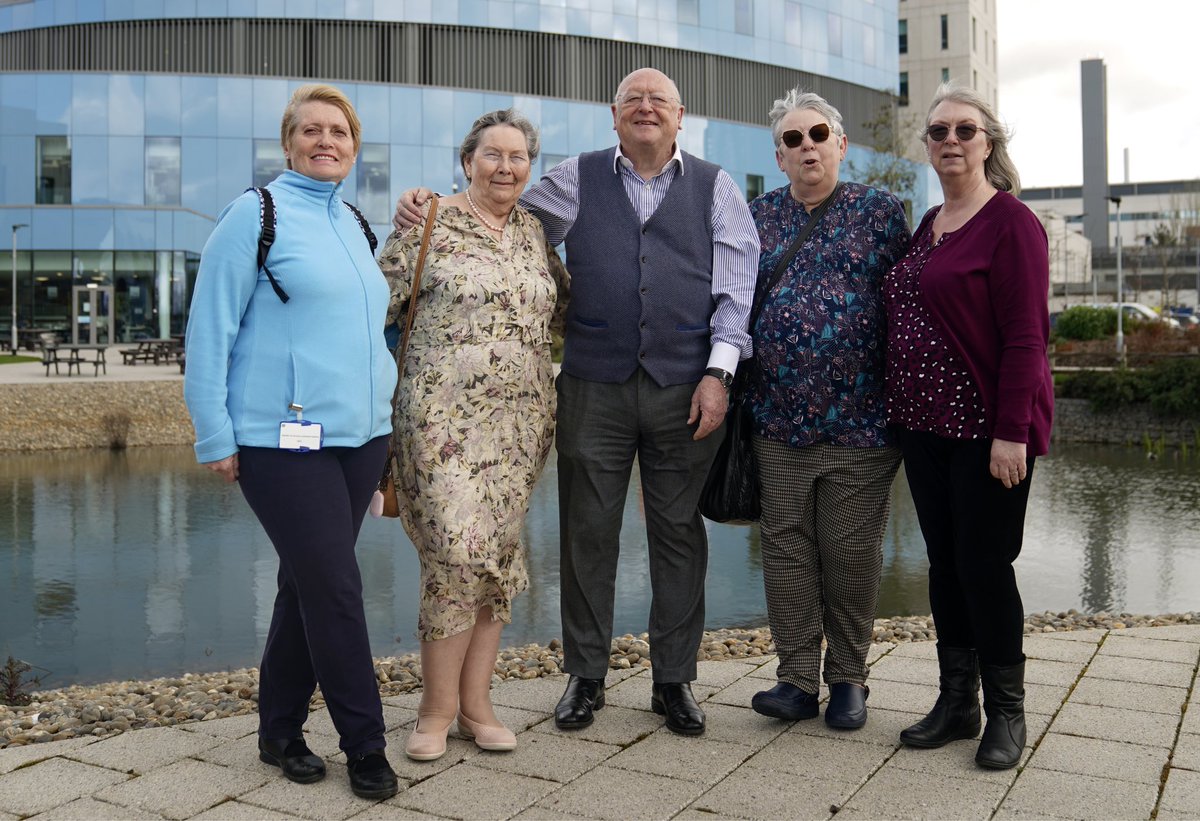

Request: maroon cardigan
left=910, top=191, right=1054, bottom=455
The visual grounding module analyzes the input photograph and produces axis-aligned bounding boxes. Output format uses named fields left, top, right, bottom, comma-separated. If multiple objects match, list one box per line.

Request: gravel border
left=3, top=609, right=1196, bottom=748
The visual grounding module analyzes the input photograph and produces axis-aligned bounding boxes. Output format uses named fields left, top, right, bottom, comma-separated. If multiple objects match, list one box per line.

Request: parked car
left=1085, top=302, right=1182, bottom=329
left=1164, top=306, right=1200, bottom=328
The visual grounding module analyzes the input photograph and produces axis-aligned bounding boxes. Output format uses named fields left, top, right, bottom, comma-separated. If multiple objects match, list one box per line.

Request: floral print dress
left=378, top=202, right=568, bottom=642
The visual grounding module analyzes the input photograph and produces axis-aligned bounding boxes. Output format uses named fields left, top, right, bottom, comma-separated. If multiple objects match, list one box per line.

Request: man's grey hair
left=459, top=108, right=540, bottom=172
left=768, top=87, right=845, bottom=147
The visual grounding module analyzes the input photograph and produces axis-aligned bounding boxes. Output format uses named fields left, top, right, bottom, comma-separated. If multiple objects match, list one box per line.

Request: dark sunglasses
left=926, top=123, right=983, bottom=142
left=780, top=123, right=832, bottom=147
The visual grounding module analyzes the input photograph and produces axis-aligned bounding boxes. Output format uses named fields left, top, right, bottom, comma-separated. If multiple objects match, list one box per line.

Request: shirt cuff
left=707, top=342, right=741, bottom=376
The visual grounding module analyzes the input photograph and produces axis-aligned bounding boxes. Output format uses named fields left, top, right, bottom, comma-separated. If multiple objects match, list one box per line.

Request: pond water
left=2, top=443, right=1199, bottom=687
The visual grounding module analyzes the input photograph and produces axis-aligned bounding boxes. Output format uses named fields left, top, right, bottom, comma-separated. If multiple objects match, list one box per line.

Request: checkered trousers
left=752, top=437, right=902, bottom=693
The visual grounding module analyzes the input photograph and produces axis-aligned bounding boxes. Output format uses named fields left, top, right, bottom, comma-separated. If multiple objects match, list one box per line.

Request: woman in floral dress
left=378, top=109, right=567, bottom=762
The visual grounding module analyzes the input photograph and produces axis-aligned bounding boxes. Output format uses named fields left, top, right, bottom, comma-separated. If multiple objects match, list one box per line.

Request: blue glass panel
left=70, top=136, right=107, bottom=205
left=452, top=91, right=485, bottom=144
left=256, top=0, right=286, bottom=17
left=487, top=0, right=514, bottom=27
left=180, top=76, right=218, bottom=137
left=105, top=0, right=135, bottom=20
left=35, top=74, right=71, bottom=133
left=108, top=136, right=144, bottom=205
left=0, top=208, right=33, bottom=248
left=390, top=144, right=423, bottom=204
left=421, top=89, right=454, bottom=147
left=430, top=0, right=457, bottom=23
left=252, top=78, right=289, bottom=139
left=216, top=138, right=252, bottom=211
left=108, top=75, right=145, bottom=136
left=8, top=1, right=34, bottom=29
left=284, top=0, right=316, bottom=16
left=587, top=10, right=613, bottom=35
left=155, top=210, right=174, bottom=249
left=485, top=93, right=516, bottom=117
left=115, top=210, right=156, bottom=250
left=163, top=0, right=198, bottom=18
left=144, top=76, right=181, bottom=135
left=420, top=146, right=451, bottom=191
left=0, top=74, right=35, bottom=135
left=374, top=0, right=405, bottom=21
left=181, top=136, right=219, bottom=217
left=612, top=12, right=635, bottom=39
left=217, top=78, right=253, bottom=138
left=406, top=0, right=431, bottom=18
left=0, top=135, right=34, bottom=204
left=71, top=75, right=108, bottom=136
left=73, top=209, right=115, bottom=251
left=513, top=2, right=537, bottom=29
left=390, top=86, right=422, bottom=145
left=340, top=168, right=357, bottom=202
left=345, top=0, right=371, bottom=19
left=538, top=98, right=569, bottom=155
left=31, top=208, right=72, bottom=250
left=355, top=84, right=389, bottom=143
left=540, top=5, right=565, bottom=31
left=460, top=0, right=487, bottom=27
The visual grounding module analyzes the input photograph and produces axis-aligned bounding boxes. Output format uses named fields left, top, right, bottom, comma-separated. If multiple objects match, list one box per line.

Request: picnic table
left=40, top=343, right=108, bottom=377
left=119, top=338, right=180, bottom=365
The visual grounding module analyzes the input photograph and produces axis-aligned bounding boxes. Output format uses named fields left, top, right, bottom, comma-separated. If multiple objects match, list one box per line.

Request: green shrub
left=1057, top=358, right=1200, bottom=417
left=1055, top=306, right=1117, bottom=340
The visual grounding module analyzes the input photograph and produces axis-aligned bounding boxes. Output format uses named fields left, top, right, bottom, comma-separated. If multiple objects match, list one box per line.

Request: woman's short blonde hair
left=280, top=84, right=362, bottom=168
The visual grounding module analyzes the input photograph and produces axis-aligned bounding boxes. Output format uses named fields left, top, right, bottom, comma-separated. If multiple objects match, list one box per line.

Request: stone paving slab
left=685, top=768, right=856, bottom=821
left=742, top=657, right=778, bottom=680
left=1031, top=627, right=1109, bottom=643
left=96, top=759, right=270, bottom=821
left=604, top=730, right=754, bottom=786
left=1158, top=767, right=1200, bottom=819
left=996, top=767, right=1160, bottom=821
left=1181, top=704, right=1200, bottom=736
left=1023, top=635, right=1102, bottom=663
left=1100, top=634, right=1200, bottom=664
left=346, top=803, right=449, bottom=820
left=742, top=730, right=892, bottom=784
left=1114, top=625, right=1200, bottom=643
left=26, top=796, right=165, bottom=820
left=65, top=726, right=222, bottom=775
left=387, top=762, right=557, bottom=819
left=600, top=674, right=719, bottom=712
left=1083, top=655, right=1196, bottom=688
left=1024, top=658, right=1088, bottom=688
left=1049, top=701, right=1181, bottom=748
left=834, top=762, right=1008, bottom=820
left=786, top=705, right=921, bottom=748
left=888, top=738, right=1030, bottom=784
left=189, top=800, right=297, bottom=820
left=883, top=640, right=939, bottom=659
left=688, top=703, right=788, bottom=750
left=234, top=761, right=381, bottom=820
left=464, top=731, right=618, bottom=783
left=533, top=765, right=706, bottom=821
left=863, top=654, right=939, bottom=686
left=695, top=660, right=763, bottom=690
left=0, top=736, right=97, bottom=776
left=178, top=715, right=260, bottom=740
left=0, top=758, right=129, bottom=816
left=1030, top=733, right=1168, bottom=785
left=1067, top=676, right=1187, bottom=715
left=1170, top=731, right=1200, bottom=771
left=527, top=704, right=661, bottom=747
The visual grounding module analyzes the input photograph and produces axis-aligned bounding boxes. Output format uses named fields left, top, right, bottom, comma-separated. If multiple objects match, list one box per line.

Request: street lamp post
left=1109, top=197, right=1123, bottom=362
left=10, top=223, right=28, bottom=356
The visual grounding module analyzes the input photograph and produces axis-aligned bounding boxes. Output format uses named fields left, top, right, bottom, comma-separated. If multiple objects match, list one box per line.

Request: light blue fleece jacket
left=183, top=171, right=396, bottom=463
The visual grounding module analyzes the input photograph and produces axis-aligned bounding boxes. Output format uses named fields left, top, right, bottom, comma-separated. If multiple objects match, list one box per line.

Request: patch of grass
left=0, top=354, right=41, bottom=365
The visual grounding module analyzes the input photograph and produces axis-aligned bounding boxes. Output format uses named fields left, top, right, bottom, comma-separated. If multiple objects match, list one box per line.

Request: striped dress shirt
left=520, top=144, right=759, bottom=374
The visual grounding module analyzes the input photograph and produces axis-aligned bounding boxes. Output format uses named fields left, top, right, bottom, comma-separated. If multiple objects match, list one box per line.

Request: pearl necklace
left=465, top=189, right=507, bottom=233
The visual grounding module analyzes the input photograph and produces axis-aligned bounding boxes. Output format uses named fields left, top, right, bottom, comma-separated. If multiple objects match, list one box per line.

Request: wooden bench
left=41, top=344, right=83, bottom=376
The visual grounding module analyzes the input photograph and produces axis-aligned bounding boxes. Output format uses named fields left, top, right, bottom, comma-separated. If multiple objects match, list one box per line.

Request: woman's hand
left=989, top=438, right=1027, bottom=489
left=205, top=454, right=239, bottom=483
left=393, top=188, right=435, bottom=231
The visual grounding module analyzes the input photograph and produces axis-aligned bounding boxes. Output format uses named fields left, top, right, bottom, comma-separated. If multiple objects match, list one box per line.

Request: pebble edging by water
left=3, top=610, right=1196, bottom=749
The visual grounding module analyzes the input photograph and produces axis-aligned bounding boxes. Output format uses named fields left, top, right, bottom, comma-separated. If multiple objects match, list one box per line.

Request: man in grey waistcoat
left=393, top=68, right=759, bottom=736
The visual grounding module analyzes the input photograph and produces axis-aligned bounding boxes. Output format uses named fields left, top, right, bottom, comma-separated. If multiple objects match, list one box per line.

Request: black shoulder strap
left=343, top=200, right=378, bottom=255
left=247, top=186, right=289, bottom=304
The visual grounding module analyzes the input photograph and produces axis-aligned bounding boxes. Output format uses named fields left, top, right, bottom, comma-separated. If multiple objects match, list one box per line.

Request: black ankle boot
left=976, top=658, right=1026, bottom=770
left=899, top=646, right=981, bottom=749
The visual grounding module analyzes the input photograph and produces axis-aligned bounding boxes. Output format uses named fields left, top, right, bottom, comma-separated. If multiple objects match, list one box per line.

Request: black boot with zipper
left=976, top=658, right=1027, bottom=769
left=900, top=645, right=981, bottom=748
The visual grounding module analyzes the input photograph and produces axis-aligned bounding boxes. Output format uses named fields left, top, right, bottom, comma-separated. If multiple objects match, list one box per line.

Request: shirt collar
left=612, top=143, right=685, bottom=177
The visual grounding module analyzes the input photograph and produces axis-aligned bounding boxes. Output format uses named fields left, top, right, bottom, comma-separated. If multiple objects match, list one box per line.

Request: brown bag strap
left=394, top=195, right=439, bottom=383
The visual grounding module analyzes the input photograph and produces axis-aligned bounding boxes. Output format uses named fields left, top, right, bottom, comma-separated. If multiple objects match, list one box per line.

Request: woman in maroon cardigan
left=884, top=84, right=1052, bottom=771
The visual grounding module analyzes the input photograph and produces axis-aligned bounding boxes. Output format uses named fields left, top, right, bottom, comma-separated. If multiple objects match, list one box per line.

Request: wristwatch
left=704, top=367, right=734, bottom=390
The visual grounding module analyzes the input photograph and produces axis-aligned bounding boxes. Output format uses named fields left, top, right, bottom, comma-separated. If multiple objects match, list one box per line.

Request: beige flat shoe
left=456, top=711, right=517, bottom=752
left=404, top=717, right=449, bottom=761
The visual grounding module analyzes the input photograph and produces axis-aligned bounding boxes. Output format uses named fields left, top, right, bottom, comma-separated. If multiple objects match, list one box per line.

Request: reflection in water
left=1, top=444, right=1198, bottom=686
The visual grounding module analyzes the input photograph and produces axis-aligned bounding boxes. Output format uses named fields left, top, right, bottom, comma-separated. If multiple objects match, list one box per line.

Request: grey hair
left=459, top=108, right=540, bottom=172
left=768, top=87, right=845, bottom=147
left=925, top=83, right=1020, bottom=195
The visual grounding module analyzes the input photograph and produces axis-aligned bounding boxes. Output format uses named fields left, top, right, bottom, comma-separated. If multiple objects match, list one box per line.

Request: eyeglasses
left=617, top=93, right=679, bottom=109
left=925, top=123, right=983, bottom=142
left=780, top=123, right=832, bottom=148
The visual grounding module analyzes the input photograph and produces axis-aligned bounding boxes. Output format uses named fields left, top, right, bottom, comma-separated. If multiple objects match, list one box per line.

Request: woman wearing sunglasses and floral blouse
left=743, top=87, right=910, bottom=730
left=884, top=84, right=1053, bottom=770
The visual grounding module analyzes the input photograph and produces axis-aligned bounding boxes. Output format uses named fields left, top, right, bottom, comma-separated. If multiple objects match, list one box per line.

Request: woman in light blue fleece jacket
left=183, top=84, right=398, bottom=800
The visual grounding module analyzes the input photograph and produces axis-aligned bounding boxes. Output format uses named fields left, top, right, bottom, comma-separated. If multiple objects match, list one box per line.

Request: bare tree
left=847, top=94, right=921, bottom=224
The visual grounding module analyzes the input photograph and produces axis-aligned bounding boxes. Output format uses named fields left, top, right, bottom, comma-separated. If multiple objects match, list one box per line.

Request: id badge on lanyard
left=279, top=403, right=323, bottom=452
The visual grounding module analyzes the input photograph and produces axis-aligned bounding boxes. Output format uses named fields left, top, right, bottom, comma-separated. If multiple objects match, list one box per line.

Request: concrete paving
left=1, top=624, right=1197, bottom=820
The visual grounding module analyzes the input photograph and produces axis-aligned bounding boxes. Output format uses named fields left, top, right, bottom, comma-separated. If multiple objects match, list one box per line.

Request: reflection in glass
left=32, top=250, right=72, bottom=332
left=36, top=135, right=71, bottom=204
left=734, top=0, right=754, bottom=35
left=828, top=12, right=843, bottom=57
left=746, top=174, right=764, bottom=201
left=115, top=251, right=156, bottom=341
left=253, top=139, right=286, bottom=187
left=145, top=137, right=182, bottom=206
left=356, top=143, right=390, bottom=223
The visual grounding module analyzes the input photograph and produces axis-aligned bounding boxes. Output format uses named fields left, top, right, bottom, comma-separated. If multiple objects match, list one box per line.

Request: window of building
left=898, top=19, right=907, bottom=54
left=828, top=12, right=842, bottom=56
left=36, top=136, right=71, bottom=205
left=942, top=67, right=950, bottom=83
left=746, top=174, right=764, bottom=201
left=32, top=251, right=73, bottom=334
left=541, top=154, right=568, bottom=179
left=253, top=139, right=286, bottom=187
left=677, top=0, right=699, bottom=26
left=785, top=1, right=802, bottom=46
left=899, top=72, right=909, bottom=107
left=940, top=14, right=949, bottom=49
left=734, top=0, right=753, bottom=35
left=144, top=137, right=181, bottom=206
left=972, top=16, right=977, bottom=51
left=356, top=143, right=390, bottom=224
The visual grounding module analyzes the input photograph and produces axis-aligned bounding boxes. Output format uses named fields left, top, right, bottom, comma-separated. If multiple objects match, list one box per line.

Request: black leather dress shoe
left=258, top=736, right=326, bottom=784
left=346, top=750, right=398, bottom=800
left=651, top=682, right=705, bottom=736
left=825, top=682, right=870, bottom=729
left=555, top=675, right=606, bottom=729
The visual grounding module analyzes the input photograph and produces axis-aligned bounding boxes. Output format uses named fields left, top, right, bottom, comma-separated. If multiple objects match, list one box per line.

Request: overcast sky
left=996, top=0, right=1197, bottom=189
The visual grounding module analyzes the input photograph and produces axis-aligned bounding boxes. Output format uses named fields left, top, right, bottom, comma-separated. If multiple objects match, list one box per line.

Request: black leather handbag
left=698, top=183, right=843, bottom=525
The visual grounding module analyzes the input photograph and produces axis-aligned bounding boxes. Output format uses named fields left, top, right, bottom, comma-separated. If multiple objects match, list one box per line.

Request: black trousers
left=238, top=436, right=388, bottom=756
left=896, top=428, right=1034, bottom=667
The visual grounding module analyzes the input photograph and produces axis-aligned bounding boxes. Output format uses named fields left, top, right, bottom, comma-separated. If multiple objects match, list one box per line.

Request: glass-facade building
left=0, top=0, right=919, bottom=344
